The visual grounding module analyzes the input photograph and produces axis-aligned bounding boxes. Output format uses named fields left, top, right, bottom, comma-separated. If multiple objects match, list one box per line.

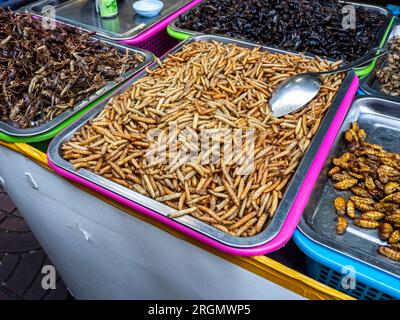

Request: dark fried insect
left=375, top=179, right=386, bottom=191
left=378, top=246, right=400, bottom=262
left=357, top=181, right=366, bottom=189
left=176, top=0, right=387, bottom=63
left=336, top=216, right=348, bottom=235
left=379, top=223, right=393, bottom=240
left=334, top=197, right=346, bottom=216
left=368, top=189, right=384, bottom=201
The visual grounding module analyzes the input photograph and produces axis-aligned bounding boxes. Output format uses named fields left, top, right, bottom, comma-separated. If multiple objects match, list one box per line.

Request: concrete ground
left=0, top=189, right=71, bottom=300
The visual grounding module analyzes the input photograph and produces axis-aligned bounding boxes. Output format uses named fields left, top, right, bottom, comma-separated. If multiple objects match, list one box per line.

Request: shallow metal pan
left=48, top=35, right=356, bottom=250
left=169, top=1, right=392, bottom=63
left=360, top=22, right=400, bottom=103
left=0, top=32, right=153, bottom=137
left=21, top=0, right=193, bottom=41
left=298, top=96, right=400, bottom=278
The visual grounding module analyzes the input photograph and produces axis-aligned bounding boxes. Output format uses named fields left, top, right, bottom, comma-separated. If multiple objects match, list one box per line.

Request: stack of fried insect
left=62, top=41, right=344, bottom=237
left=376, top=36, right=400, bottom=97
left=330, top=122, right=400, bottom=262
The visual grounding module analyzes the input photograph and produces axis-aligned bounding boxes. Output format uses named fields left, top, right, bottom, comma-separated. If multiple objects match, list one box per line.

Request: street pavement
left=0, top=189, right=70, bottom=300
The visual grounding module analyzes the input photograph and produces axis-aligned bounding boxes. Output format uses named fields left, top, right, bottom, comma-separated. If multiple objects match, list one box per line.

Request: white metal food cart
left=0, top=141, right=352, bottom=299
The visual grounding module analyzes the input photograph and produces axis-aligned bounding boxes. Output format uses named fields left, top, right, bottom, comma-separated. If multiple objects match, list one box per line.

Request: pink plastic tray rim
left=48, top=75, right=359, bottom=256
left=120, top=0, right=202, bottom=44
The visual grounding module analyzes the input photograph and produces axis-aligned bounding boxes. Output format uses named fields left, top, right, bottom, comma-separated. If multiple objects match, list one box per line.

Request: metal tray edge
left=21, top=0, right=194, bottom=41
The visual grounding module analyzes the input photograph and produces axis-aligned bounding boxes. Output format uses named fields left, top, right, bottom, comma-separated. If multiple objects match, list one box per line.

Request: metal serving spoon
left=270, top=47, right=388, bottom=118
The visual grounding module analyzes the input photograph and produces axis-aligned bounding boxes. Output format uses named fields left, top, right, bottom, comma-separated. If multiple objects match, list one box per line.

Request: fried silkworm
left=329, top=122, right=400, bottom=261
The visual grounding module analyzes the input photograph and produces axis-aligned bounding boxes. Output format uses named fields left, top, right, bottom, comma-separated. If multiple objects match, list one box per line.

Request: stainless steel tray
left=21, top=0, right=193, bottom=41
left=48, top=35, right=356, bottom=249
left=298, top=96, right=400, bottom=278
left=0, top=25, right=154, bottom=137
left=360, top=21, right=400, bottom=103
left=169, top=1, right=392, bottom=62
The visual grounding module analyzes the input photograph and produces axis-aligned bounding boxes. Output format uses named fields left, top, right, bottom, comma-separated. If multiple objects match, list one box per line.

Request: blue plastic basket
left=293, top=230, right=400, bottom=300
left=357, top=89, right=365, bottom=96
left=387, top=5, right=400, bottom=17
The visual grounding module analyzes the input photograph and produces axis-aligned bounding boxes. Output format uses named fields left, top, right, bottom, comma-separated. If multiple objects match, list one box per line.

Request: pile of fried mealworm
left=0, top=9, right=144, bottom=129
left=62, top=41, right=344, bottom=237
